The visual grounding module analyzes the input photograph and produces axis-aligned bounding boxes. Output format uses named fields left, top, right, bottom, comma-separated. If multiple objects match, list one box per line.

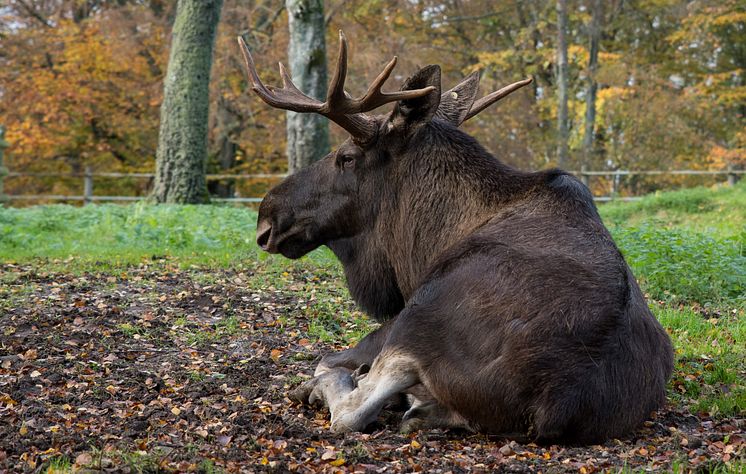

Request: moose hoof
left=330, top=412, right=363, bottom=434
left=399, top=417, right=425, bottom=434
left=351, top=363, right=370, bottom=383
left=290, top=369, right=356, bottom=408
left=289, top=378, right=318, bottom=405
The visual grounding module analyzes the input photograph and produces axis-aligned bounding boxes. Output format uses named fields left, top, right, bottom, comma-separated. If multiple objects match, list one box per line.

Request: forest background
left=1, top=0, right=744, bottom=201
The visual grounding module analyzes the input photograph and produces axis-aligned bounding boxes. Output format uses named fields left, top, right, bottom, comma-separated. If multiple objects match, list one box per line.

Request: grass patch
left=600, top=181, right=746, bottom=237
left=611, top=226, right=744, bottom=306
left=0, top=203, right=260, bottom=268
left=657, top=306, right=746, bottom=417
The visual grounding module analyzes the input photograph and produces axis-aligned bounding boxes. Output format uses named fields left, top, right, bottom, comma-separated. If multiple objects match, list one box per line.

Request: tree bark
left=209, top=96, right=239, bottom=198
left=285, top=0, right=330, bottom=174
left=583, top=0, right=602, bottom=168
left=556, top=0, right=570, bottom=169
left=153, top=0, right=222, bottom=204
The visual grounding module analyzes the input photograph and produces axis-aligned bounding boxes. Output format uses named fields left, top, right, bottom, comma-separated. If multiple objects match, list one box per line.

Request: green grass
left=600, top=182, right=745, bottom=307
left=600, top=182, right=746, bottom=238
left=1, top=182, right=745, bottom=419
left=0, top=202, right=340, bottom=274
left=657, top=306, right=746, bottom=417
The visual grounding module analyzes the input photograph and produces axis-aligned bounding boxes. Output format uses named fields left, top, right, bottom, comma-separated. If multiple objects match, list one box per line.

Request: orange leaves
left=0, top=12, right=165, bottom=194
left=270, top=348, right=283, bottom=362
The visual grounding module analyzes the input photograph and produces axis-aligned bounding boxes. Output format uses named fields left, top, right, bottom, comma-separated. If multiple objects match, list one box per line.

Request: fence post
left=609, top=172, right=618, bottom=200
left=727, top=164, right=737, bottom=187
left=580, top=165, right=590, bottom=189
left=84, top=165, right=93, bottom=205
left=0, top=126, right=8, bottom=205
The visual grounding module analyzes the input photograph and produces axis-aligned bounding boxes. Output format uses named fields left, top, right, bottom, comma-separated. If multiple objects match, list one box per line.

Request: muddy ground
left=0, top=263, right=743, bottom=473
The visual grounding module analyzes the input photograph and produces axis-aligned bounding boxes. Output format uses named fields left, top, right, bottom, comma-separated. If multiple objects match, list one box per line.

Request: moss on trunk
left=153, top=0, right=223, bottom=203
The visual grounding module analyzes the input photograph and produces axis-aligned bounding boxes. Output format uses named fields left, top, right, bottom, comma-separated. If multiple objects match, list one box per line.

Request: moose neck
left=382, top=121, right=535, bottom=297
left=328, top=121, right=537, bottom=320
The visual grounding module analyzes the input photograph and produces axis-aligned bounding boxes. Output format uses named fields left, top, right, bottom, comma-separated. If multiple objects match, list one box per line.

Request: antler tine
left=465, top=77, right=533, bottom=121
left=278, top=62, right=303, bottom=95
left=325, top=30, right=350, bottom=111
left=237, top=36, right=324, bottom=113
left=347, top=55, right=436, bottom=112
left=238, top=32, right=437, bottom=143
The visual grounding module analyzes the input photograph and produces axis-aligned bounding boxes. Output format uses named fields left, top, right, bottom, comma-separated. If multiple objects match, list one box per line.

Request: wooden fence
left=1, top=166, right=743, bottom=205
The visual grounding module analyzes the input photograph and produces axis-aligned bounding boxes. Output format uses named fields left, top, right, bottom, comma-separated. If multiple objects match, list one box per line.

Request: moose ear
left=390, top=65, right=441, bottom=134
left=435, top=71, right=481, bottom=126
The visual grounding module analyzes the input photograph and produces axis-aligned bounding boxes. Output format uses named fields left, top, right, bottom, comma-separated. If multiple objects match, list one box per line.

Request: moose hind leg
left=400, top=384, right=472, bottom=433
left=330, top=349, right=419, bottom=433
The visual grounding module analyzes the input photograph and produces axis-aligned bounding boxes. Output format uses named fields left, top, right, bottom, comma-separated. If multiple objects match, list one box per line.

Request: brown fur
left=253, top=64, right=674, bottom=444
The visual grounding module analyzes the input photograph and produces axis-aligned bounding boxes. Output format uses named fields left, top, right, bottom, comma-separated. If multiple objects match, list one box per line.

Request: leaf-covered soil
left=1, top=263, right=743, bottom=473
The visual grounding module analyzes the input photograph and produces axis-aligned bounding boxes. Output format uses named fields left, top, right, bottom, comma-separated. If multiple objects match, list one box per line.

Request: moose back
left=238, top=32, right=673, bottom=444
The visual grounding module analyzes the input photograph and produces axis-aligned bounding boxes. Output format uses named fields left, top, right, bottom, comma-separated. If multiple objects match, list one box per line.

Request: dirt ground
left=0, top=263, right=743, bottom=473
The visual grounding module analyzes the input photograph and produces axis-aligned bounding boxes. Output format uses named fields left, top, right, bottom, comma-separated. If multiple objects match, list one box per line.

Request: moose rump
left=238, top=31, right=674, bottom=444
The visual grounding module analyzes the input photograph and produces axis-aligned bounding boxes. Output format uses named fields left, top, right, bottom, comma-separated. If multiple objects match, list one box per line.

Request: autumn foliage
left=0, top=0, right=743, bottom=199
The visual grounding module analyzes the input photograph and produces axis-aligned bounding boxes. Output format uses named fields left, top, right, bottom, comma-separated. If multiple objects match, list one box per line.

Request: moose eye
left=336, top=154, right=355, bottom=169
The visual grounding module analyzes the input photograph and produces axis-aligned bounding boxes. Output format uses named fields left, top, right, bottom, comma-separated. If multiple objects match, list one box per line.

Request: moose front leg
left=314, top=319, right=395, bottom=376
left=330, top=349, right=419, bottom=432
left=294, top=349, right=419, bottom=433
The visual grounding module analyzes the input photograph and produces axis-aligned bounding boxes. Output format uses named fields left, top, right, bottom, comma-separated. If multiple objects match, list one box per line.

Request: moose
left=238, top=32, right=673, bottom=444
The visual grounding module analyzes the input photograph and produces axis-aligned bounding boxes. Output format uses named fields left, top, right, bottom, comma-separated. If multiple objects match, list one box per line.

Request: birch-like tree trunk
left=583, top=0, right=603, bottom=168
left=285, top=0, right=330, bottom=174
left=556, top=0, right=570, bottom=169
left=152, top=0, right=223, bottom=204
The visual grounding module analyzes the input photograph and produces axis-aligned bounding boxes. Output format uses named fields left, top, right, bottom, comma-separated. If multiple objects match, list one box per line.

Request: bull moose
left=238, top=32, right=673, bottom=444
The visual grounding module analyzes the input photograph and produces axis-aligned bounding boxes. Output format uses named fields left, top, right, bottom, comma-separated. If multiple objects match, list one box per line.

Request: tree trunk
left=152, top=0, right=222, bottom=204
left=556, top=0, right=570, bottom=169
left=285, top=0, right=330, bottom=174
left=583, top=0, right=602, bottom=169
left=209, top=96, right=240, bottom=198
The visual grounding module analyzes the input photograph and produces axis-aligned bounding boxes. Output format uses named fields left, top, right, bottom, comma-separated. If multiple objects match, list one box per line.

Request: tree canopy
left=1, top=0, right=743, bottom=199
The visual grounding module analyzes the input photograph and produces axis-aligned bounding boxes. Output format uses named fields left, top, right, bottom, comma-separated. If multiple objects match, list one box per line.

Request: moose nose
left=256, top=219, right=272, bottom=251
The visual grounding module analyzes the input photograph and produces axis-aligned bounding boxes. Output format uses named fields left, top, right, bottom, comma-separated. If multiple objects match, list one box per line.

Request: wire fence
left=1, top=166, right=743, bottom=205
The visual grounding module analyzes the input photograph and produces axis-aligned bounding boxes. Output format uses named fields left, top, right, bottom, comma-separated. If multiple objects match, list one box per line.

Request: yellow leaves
left=712, top=11, right=746, bottom=27
left=320, top=447, right=345, bottom=466
left=0, top=394, right=18, bottom=407
left=473, top=51, right=515, bottom=71
left=19, top=423, right=28, bottom=436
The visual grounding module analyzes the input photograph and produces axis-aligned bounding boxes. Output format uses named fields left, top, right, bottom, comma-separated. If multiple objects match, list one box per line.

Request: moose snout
left=256, top=219, right=272, bottom=251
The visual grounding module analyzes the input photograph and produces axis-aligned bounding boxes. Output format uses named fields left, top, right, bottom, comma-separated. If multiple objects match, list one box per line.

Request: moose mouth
left=256, top=219, right=318, bottom=259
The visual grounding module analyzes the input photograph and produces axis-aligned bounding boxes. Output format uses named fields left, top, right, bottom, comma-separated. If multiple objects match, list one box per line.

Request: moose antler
left=238, top=30, right=436, bottom=144
left=465, top=77, right=533, bottom=121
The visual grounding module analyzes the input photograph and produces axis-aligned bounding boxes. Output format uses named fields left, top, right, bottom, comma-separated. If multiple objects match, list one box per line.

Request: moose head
left=239, top=32, right=530, bottom=261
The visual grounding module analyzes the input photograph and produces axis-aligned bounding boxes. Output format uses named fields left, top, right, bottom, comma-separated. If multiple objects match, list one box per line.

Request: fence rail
left=1, top=167, right=743, bottom=204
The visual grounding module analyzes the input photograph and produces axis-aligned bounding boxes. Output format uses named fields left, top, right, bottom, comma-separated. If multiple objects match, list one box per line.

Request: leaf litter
left=0, top=263, right=743, bottom=472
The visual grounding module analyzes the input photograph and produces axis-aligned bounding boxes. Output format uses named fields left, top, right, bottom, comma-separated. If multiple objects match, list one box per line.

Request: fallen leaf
left=75, top=453, right=93, bottom=466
